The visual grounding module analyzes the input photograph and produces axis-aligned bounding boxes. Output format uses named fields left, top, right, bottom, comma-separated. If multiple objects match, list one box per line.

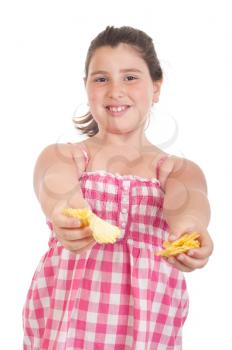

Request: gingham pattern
left=23, top=145, right=189, bottom=349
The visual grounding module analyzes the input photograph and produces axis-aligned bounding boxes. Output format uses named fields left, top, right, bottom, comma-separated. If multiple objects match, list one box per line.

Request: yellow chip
left=62, top=207, right=121, bottom=244
left=62, top=207, right=92, bottom=227
left=156, top=232, right=200, bottom=257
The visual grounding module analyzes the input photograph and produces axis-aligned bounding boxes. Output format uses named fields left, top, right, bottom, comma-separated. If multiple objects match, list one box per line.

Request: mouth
left=105, top=105, right=131, bottom=117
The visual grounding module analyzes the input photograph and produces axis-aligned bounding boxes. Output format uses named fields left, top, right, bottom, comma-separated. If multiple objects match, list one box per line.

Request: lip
left=105, top=104, right=130, bottom=107
left=105, top=105, right=131, bottom=117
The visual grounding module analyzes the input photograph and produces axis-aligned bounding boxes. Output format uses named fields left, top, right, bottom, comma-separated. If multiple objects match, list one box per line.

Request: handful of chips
left=156, top=232, right=200, bottom=257
left=62, top=207, right=121, bottom=244
left=62, top=207, right=92, bottom=227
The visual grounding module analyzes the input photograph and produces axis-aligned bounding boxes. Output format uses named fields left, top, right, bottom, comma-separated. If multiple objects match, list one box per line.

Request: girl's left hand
left=164, top=231, right=214, bottom=272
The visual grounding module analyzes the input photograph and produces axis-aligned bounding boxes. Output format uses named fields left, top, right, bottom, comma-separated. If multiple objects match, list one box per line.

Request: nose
left=107, top=81, right=125, bottom=99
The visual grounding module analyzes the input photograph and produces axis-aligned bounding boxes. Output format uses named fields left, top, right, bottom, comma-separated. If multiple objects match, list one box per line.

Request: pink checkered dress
left=23, top=143, right=189, bottom=349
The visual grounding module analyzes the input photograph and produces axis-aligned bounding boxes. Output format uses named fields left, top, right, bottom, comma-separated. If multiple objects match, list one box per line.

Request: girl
left=23, top=26, right=213, bottom=349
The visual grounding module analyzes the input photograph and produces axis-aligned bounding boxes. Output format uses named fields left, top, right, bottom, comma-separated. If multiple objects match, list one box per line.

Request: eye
left=94, top=77, right=107, bottom=83
left=125, top=75, right=138, bottom=81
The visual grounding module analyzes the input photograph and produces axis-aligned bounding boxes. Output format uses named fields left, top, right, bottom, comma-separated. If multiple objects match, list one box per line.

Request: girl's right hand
left=51, top=203, right=96, bottom=254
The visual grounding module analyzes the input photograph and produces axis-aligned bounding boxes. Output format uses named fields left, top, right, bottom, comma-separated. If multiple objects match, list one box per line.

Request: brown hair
left=73, top=25, right=163, bottom=137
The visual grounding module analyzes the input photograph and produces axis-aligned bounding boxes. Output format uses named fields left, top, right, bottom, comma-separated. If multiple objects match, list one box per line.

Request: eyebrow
left=90, top=68, right=143, bottom=76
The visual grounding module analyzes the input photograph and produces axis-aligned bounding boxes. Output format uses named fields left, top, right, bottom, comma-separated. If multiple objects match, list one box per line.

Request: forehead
left=88, top=43, right=149, bottom=73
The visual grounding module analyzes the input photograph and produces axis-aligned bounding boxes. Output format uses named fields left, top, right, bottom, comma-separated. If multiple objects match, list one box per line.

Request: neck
left=92, top=128, right=152, bottom=151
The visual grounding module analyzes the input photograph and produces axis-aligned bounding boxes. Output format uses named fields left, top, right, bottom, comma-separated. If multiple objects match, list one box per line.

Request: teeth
left=108, top=106, right=128, bottom=112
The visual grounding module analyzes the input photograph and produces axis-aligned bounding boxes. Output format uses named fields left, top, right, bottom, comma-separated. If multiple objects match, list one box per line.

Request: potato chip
left=156, top=232, right=200, bottom=257
left=62, top=207, right=92, bottom=227
left=62, top=207, right=121, bottom=244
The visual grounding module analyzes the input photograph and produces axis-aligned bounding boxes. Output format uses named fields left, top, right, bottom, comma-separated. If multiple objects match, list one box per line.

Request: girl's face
left=85, top=43, right=162, bottom=135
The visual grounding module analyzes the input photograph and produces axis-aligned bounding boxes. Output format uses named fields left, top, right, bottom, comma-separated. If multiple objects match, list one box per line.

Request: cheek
left=88, top=91, right=102, bottom=107
left=131, top=86, right=152, bottom=105
left=87, top=92, right=105, bottom=121
left=140, top=87, right=153, bottom=102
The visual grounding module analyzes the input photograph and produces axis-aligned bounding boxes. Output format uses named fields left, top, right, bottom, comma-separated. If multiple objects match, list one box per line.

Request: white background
left=0, top=0, right=231, bottom=348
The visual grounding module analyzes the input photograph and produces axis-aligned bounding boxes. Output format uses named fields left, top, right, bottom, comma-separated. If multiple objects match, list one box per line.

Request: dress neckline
left=79, top=169, right=161, bottom=185
left=76, top=141, right=170, bottom=189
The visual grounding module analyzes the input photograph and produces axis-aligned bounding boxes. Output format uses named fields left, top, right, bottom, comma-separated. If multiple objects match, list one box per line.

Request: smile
left=105, top=105, right=131, bottom=117
left=106, top=105, right=129, bottom=112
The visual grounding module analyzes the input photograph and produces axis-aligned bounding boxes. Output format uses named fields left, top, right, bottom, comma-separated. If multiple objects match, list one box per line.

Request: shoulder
left=34, top=143, right=75, bottom=166
left=154, top=152, right=174, bottom=190
left=33, top=143, right=72, bottom=199
left=33, top=142, right=85, bottom=195
left=38, top=142, right=87, bottom=164
left=33, top=142, right=76, bottom=173
left=162, top=155, right=208, bottom=194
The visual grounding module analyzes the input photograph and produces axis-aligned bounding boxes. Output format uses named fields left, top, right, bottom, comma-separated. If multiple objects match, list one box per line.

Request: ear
left=152, top=80, right=163, bottom=103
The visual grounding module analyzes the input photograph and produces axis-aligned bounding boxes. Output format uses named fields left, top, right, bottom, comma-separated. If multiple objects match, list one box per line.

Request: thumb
left=168, top=225, right=195, bottom=242
left=168, top=230, right=185, bottom=242
left=167, top=215, right=201, bottom=242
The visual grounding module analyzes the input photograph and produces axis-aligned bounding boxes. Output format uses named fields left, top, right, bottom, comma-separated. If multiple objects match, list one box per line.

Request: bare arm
left=162, top=156, right=211, bottom=236
left=33, top=143, right=90, bottom=221
left=160, top=156, right=214, bottom=272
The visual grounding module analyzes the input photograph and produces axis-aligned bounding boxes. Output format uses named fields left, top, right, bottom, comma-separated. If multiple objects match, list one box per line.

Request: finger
left=168, top=226, right=198, bottom=242
left=59, top=236, right=95, bottom=252
left=186, top=246, right=211, bottom=260
left=176, top=253, right=209, bottom=269
left=54, top=215, right=82, bottom=229
left=165, top=256, right=193, bottom=272
left=187, top=232, right=213, bottom=259
left=55, top=226, right=93, bottom=241
left=168, top=234, right=181, bottom=242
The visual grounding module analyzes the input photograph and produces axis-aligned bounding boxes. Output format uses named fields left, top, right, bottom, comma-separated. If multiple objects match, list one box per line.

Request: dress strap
left=67, top=142, right=90, bottom=171
left=156, top=154, right=171, bottom=180
left=79, top=142, right=90, bottom=170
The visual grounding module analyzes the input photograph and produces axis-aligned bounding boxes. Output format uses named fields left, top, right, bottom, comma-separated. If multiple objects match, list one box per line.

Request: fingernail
left=187, top=250, right=194, bottom=257
left=73, top=220, right=81, bottom=227
left=169, top=235, right=176, bottom=241
left=168, top=257, right=175, bottom=264
left=177, top=254, right=184, bottom=261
